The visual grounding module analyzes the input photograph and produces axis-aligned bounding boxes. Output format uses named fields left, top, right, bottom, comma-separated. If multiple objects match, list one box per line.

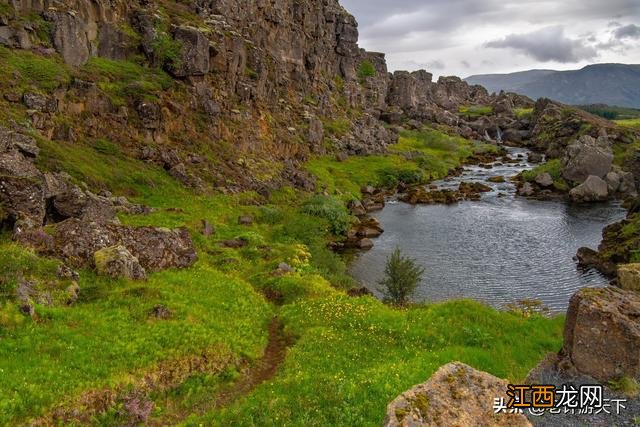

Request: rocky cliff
left=0, top=0, right=542, bottom=196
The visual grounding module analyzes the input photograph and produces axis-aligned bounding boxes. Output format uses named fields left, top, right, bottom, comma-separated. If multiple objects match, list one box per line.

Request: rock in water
left=563, top=287, right=640, bottom=383
left=562, top=135, right=613, bottom=184
left=94, top=245, right=147, bottom=280
left=569, top=175, right=608, bottom=202
left=383, top=362, right=531, bottom=427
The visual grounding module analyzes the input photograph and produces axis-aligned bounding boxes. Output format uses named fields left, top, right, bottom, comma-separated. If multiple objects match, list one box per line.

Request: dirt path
left=151, top=317, right=293, bottom=425
left=213, top=317, right=291, bottom=408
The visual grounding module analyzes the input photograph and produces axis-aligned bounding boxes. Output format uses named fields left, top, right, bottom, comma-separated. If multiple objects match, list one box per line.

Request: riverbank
left=0, top=126, right=564, bottom=425
left=348, top=146, right=628, bottom=312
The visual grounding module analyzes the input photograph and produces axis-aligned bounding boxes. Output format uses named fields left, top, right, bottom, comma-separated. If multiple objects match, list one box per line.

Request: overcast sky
left=340, top=0, right=640, bottom=78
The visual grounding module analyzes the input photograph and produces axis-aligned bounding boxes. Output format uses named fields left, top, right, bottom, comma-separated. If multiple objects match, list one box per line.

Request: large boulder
left=94, top=245, right=147, bottom=280
left=44, top=218, right=197, bottom=271
left=562, top=135, right=613, bottom=184
left=569, top=175, right=608, bottom=202
left=563, top=287, right=640, bottom=382
left=383, top=362, right=531, bottom=427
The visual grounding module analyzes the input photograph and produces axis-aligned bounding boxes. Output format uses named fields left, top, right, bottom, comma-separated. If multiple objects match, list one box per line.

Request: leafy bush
left=357, top=61, right=376, bottom=80
left=300, top=195, right=352, bottom=236
left=378, top=247, right=425, bottom=306
left=151, top=32, right=183, bottom=70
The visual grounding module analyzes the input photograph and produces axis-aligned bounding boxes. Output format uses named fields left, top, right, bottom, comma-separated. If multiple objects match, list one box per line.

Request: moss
left=522, top=159, right=569, bottom=190
left=412, top=393, right=430, bottom=416
left=609, top=376, right=640, bottom=397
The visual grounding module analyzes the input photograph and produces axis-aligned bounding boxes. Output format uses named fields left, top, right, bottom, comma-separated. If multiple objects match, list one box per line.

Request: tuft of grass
left=0, top=46, right=70, bottom=91
left=522, top=159, right=569, bottom=191
left=459, top=105, right=493, bottom=119
left=609, top=376, right=640, bottom=398
left=515, top=108, right=533, bottom=120
left=81, top=57, right=173, bottom=106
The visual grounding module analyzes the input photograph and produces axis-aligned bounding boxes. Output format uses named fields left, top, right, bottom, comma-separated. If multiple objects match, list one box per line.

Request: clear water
left=348, top=147, right=627, bottom=312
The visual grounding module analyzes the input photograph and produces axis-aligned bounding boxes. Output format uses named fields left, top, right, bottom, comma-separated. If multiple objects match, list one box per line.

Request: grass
left=188, top=297, right=563, bottom=426
left=1, top=121, right=563, bottom=424
left=323, top=118, right=351, bottom=137
left=615, top=118, right=640, bottom=131
left=0, top=46, right=70, bottom=92
left=80, top=57, right=174, bottom=106
left=459, top=105, right=493, bottom=119
left=515, top=108, right=533, bottom=120
left=521, top=159, right=570, bottom=191
left=306, top=127, right=498, bottom=198
left=0, top=240, right=272, bottom=424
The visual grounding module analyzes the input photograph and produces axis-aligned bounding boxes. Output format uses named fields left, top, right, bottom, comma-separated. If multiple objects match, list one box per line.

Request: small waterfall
left=496, top=127, right=503, bottom=144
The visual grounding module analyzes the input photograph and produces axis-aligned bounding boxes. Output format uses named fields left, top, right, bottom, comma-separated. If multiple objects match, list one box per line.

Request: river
left=348, top=147, right=627, bottom=312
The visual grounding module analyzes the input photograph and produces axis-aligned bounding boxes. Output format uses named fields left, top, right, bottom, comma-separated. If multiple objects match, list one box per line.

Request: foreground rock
left=383, top=362, right=531, bottom=426
left=563, top=287, right=640, bottom=383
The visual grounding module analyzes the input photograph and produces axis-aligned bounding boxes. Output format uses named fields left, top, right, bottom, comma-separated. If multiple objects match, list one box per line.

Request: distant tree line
left=578, top=104, right=640, bottom=120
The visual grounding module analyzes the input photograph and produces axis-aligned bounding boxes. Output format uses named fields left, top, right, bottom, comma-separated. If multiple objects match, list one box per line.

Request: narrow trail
left=213, top=317, right=292, bottom=408
left=153, top=317, right=293, bottom=425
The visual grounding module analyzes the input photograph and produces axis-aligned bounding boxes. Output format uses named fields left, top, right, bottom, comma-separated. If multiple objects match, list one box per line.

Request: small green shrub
left=377, top=167, right=425, bottom=187
left=378, top=247, right=425, bottom=306
left=151, top=32, right=183, bottom=70
left=357, top=61, right=376, bottom=81
left=300, top=195, right=352, bottom=236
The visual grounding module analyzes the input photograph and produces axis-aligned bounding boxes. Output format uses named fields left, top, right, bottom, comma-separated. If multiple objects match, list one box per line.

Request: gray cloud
left=339, top=0, right=640, bottom=75
left=615, top=24, right=640, bottom=39
left=485, top=26, right=598, bottom=63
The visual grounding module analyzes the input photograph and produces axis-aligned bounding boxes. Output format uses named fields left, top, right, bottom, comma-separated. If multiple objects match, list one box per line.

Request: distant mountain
left=465, top=64, right=640, bottom=109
